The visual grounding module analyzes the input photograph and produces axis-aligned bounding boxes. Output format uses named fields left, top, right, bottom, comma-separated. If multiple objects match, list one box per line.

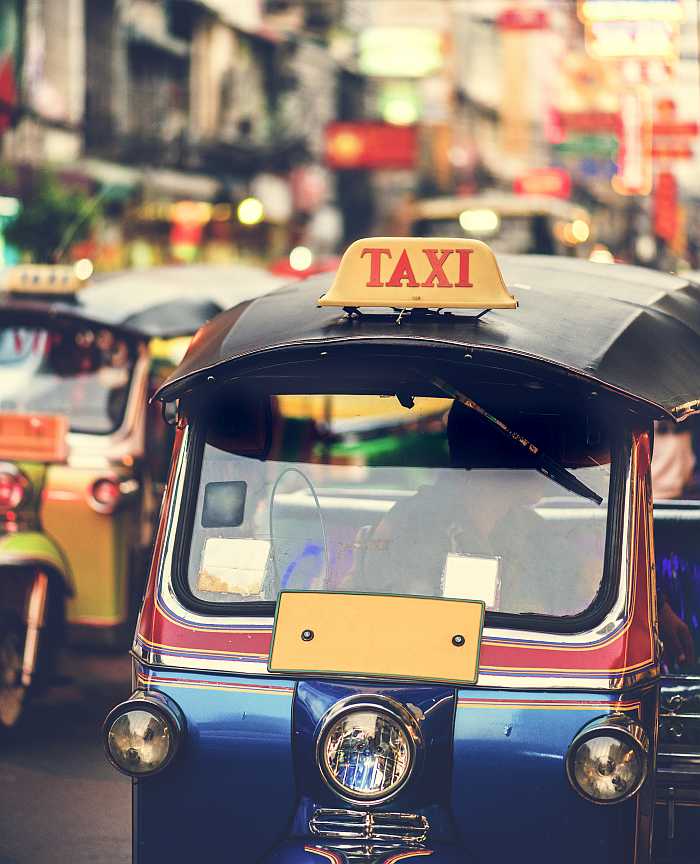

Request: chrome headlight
left=317, top=696, right=422, bottom=804
left=103, top=692, right=183, bottom=777
left=566, top=714, right=649, bottom=804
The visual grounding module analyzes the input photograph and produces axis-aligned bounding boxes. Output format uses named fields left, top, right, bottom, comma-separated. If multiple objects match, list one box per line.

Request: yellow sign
left=319, top=237, right=517, bottom=311
left=268, top=591, right=485, bottom=685
left=3, top=265, right=87, bottom=295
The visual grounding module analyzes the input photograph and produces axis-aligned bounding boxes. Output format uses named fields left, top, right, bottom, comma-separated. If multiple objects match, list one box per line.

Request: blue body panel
left=135, top=667, right=659, bottom=864
left=133, top=667, right=296, bottom=864
left=452, top=688, right=658, bottom=863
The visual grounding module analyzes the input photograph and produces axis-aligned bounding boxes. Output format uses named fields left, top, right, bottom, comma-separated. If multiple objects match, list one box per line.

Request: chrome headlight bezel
left=103, top=691, right=184, bottom=777
left=565, top=713, right=649, bottom=805
left=315, top=695, right=424, bottom=806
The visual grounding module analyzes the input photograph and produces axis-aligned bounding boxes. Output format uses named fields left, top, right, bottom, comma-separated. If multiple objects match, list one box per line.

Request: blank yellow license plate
left=268, top=591, right=484, bottom=685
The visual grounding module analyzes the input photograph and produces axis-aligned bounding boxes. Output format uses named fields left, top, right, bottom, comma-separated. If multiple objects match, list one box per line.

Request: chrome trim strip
left=309, top=808, right=429, bottom=844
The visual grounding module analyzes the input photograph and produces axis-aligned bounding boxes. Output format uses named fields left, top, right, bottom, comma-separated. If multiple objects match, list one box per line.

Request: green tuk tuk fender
left=0, top=531, right=74, bottom=595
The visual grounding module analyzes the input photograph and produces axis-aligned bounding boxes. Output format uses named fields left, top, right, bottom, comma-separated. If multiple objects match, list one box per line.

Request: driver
left=350, top=401, right=605, bottom=617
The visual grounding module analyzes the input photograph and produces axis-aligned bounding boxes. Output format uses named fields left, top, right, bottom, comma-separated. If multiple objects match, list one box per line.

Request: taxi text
left=361, top=246, right=474, bottom=289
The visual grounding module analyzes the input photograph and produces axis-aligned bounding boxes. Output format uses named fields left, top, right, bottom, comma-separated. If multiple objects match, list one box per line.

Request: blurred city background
left=0, top=0, right=698, bottom=278
left=1, top=5, right=700, bottom=862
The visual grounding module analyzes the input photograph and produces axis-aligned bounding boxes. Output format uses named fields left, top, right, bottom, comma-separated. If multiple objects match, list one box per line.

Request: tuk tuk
left=104, top=239, right=700, bottom=863
left=0, top=262, right=283, bottom=729
left=410, top=192, right=592, bottom=256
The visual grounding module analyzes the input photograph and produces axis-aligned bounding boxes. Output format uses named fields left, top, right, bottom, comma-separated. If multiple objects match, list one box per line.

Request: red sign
left=557, top=110, right=621, bottom=134
left=651, top=98, right=698, bottom=161
left=513, top=168, right=571, bottom=199
left=653, top=171, right=678, bottom=243
left=496, top=8, right=548, bottom=30
left=653, top=121, right=699, bottom=137
left=652, top=144, right=693, bottom=159
left=325, top=123, right=417, bottom=170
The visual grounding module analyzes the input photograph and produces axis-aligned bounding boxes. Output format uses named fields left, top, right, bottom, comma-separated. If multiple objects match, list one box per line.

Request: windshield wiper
left=431, top=376, right=604, bottom=506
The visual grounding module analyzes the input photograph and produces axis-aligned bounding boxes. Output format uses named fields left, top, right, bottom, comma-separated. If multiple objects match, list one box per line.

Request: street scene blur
left=1, top=1, right=700, bottom=863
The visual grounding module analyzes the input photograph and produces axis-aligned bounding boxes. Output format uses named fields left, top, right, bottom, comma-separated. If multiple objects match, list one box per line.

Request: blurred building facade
left=0, top=0, right=342, bottom=268
left=0, top=0, right=698, bottom=270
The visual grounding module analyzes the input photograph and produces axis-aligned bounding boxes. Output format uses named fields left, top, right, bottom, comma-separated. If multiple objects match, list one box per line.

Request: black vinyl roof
left=155, top=255, right=700, bottom=422
left=0, top=264, right=284, bottom=340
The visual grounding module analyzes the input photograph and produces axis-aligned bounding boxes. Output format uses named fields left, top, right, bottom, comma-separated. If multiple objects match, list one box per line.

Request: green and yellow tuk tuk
left=0, top=262, right=283, bottom=729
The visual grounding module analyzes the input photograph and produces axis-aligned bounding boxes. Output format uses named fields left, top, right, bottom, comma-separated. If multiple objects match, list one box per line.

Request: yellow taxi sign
left=3, top=265, right=88, bottom=296
left=319, top=237, right=517, bottom=311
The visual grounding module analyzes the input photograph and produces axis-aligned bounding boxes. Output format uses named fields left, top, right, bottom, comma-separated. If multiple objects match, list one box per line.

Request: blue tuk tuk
left=104, top=239, right=700, bottom=863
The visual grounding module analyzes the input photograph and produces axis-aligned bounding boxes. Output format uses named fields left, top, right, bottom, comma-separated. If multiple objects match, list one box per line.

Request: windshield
left=0, top=325, right=137, bottom=434
left=184, top=392, right=616, bottom=622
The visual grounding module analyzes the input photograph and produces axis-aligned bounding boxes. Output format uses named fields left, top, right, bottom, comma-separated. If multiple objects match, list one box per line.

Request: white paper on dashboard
left=197, top=537, right=271, bottom=596
left=442, top=553, right=501, bottom=608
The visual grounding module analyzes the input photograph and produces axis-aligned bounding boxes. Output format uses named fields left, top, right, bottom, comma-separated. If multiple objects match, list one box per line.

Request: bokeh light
left=289, top=246, right=314, bottom=271
left=237, top=197, right=264, bottom=226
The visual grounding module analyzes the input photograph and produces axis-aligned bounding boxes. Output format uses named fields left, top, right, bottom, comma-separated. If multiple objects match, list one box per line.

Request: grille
left=309, top=808, right=429, bottom=844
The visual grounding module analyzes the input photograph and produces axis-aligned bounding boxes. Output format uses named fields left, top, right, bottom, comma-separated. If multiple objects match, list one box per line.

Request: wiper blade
left=431, top=376, right=604, bottom=506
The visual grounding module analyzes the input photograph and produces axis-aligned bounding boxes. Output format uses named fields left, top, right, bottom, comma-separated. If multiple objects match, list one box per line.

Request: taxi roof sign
left=3, top=265, right=88, bottom=296
left=319, top=237, right=517, bottom=311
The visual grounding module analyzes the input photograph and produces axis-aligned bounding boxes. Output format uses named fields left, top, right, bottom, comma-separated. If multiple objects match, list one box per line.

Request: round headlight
left=566, top=715, right=648, bottom=804
left=103, top=694, right=182, bottom=777
left=317, top=697, right=421, bottom=804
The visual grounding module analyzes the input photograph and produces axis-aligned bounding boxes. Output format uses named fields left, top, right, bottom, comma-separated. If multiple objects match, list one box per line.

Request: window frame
left=171, top=396, right=630, bottom=636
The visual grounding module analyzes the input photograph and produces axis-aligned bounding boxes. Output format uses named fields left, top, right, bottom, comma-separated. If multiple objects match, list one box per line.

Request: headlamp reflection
left=566, top=715, right=648, bottom=804
left=103, top=693, right=183, bottom=777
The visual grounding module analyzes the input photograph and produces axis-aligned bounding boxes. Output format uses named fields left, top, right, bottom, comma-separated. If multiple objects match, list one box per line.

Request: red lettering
left=385, top=249, right=419, bottom=288
left=421, top=249, right=453, bottom=287
left=455, top=248, right=474, bottom=288
left=361, top=247, right=392, bottom=287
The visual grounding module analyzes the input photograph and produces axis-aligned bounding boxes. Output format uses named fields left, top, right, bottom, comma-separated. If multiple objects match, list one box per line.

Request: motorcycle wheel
left=0, top=613, right=25, bottom=729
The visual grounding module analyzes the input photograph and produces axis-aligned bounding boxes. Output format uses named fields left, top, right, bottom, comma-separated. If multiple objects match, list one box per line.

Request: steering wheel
left=266, top=466, right=329, bottom=598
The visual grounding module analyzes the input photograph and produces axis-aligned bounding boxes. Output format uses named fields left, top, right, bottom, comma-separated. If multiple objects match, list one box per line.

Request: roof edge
left=154, top=335, right=676, bottom=422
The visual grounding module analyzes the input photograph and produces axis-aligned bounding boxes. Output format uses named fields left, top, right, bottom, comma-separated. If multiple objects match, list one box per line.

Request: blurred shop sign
left=653, top=170, right=677, bottom=242
left=579, top=1, right=683, bottom=61
left=652, top=142, right=693, bottom=159
left=583, top=20, right=679, bottom=60
left=554, top=134, right=619, bottom=158
left=557, top=111, right=621, bottom=134
left=325, top=123, right=418, bottom=170
left=513, top=168, right=571, bottom=199
left=496, top=8, right=549, bottom=30
left=358, top=28, right=443, bottom=78
left=651, top=98, right=698, bottom=161
left=578, top=1, right=683, bottom=23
